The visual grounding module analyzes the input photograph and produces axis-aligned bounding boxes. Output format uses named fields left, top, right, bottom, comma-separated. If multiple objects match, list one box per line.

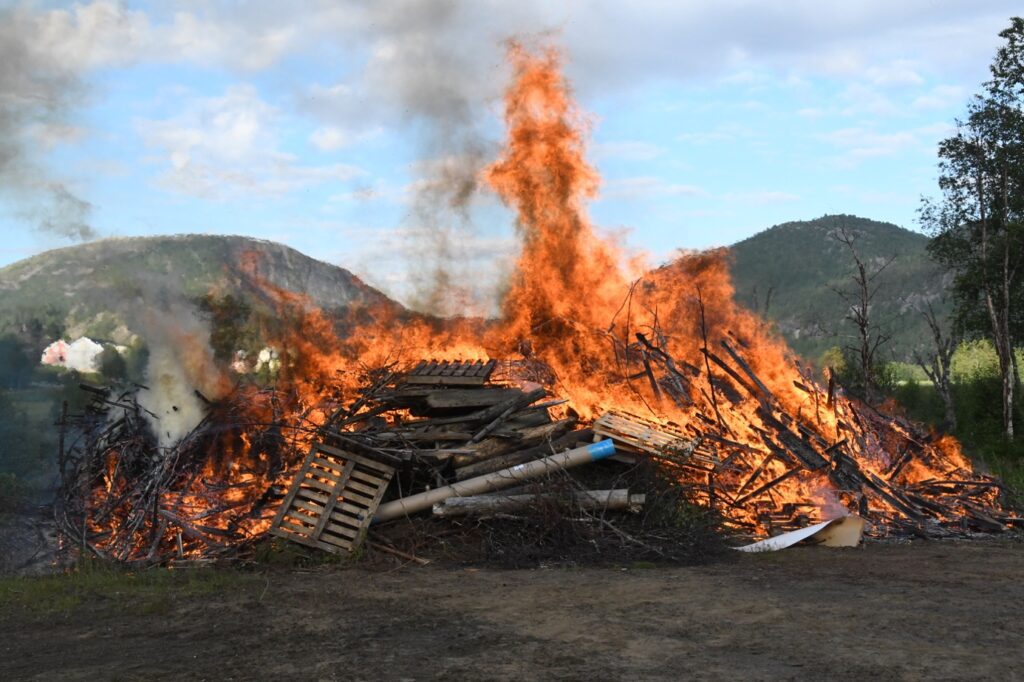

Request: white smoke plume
left=136, top=303, right=229, bottom=448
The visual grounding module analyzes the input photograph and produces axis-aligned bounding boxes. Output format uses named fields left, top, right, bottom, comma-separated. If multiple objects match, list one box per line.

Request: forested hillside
left=730, top=214, right=947, bottom=363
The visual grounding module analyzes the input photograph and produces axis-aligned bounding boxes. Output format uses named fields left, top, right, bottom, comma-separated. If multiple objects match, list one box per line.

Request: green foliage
left=919, top=17, right=1024, bottom=440
left=885, top=338, right=1024, bottom=499
left=830, top=346, right=897, bottom=403
left=198, top=293, right=254, bottom=363
left=97, top=346, right=127, bottom=380
left=819, top=346, right=846, bottom=374
left=892, top=378, right=947, bottom=427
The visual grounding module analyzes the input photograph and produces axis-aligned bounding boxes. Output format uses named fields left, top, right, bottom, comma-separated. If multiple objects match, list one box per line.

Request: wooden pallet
left=594, top=411, right=717, bottom=466
left=269, top=443, right=395, bottom=554
left=404, top=359, right=497, bottom=386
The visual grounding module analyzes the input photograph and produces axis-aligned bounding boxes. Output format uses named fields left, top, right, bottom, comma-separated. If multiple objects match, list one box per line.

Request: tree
left=921, top=17, right=1024, bottom=440
left=913, top=300, right=959, bottom=431
left=830, top=223, right=894, bottom=404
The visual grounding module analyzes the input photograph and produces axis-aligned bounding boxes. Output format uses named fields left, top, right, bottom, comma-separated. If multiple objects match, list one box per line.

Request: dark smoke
left=321, top=1, right=512, bottom=316
left=0, top=5, right=96, bottom=241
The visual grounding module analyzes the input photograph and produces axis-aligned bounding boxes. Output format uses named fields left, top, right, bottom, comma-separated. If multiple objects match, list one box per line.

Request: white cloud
left=28, top=1, right=150, bottom=70
left=912, top=84, right=967, bottom=110
left=838, top=82, right=900, bottom=117
left=592, top=141, right=665, bottom=162
left=722, top=191, right=801, bottom=204
left=865, top=60, right=925, bottom=87
left=309, top=125, right=383, bottom=152
left=137, top=85, right=364, bottom=198
left=310, top=126, right=352, bottom=152
left=676, top=123, right=755, bottom=146
left=818, top=126, right=922, bottom=166
left=603, top=177, right=707, bottom=200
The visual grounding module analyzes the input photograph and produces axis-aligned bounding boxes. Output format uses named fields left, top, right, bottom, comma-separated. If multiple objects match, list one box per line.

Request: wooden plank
left=314, top=537, right=352, bottom=553
left=284, top=508, right=322, bottom=527
left=734, top=467, right=800, bottom=506
left=338, top=489, right=377, bottom=507
left=307, top=465, right=341, bottom=482
left=425, top=387, right=522, bottom=409
left=343, top=478, right=380, bottom=497
left=311, top=456, right=348, bottom=473
left=291, top=498, right=327, bottom=516
left=295, top=488, right=330, bottom=504
left=323, top=522, right=360, bottom=539
left=348, top=469, right=387, bottom=487
left=277, top=519, right=316, bottom=536
left=330, top=500, right=373, bottom=519
left=300, top=478, right=336, bottom=493
left=314, top=443, right=395, bottom=475
left=326, top=514, right=362, bottom=533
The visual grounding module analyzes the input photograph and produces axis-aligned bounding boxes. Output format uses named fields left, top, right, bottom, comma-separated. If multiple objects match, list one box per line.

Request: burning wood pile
left=55, top=345, right=1019, bottom=567
left=48, top=41, right=1021, bottom=568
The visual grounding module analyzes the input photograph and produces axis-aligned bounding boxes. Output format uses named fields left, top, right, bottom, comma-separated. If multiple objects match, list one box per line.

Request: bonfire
left=55, top=42, right=1016, bottom=566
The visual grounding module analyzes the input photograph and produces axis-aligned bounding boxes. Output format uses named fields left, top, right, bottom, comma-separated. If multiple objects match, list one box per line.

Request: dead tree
left=830, top=224, right=895, bottom=405
left=913, top=300, right=960, bottom=431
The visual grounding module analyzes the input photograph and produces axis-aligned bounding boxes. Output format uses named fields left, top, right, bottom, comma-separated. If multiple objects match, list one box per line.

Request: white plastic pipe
left=373, top=440, right=616, bottom=523
left=432, top=489, right=645, bottom=517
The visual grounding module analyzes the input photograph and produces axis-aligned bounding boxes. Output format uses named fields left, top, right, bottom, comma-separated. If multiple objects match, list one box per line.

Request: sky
left=0, top=1, right=1020, bottom=309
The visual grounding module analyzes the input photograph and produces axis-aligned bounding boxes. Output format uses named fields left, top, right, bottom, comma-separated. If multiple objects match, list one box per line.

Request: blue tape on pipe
left=587, top=439, right=616, bottom=460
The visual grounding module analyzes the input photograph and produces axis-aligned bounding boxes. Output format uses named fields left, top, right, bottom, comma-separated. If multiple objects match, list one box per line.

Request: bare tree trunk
left=831, top=224, right=893, bottom=405
left=976, top=157, right=1015, bottom=439
left=915, top=301, right=958, bottom=432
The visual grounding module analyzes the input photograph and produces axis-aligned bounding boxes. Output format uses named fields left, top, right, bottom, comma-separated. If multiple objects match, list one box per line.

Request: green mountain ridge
left=0, top=234, right=398, bottom=351
left=0, top=218, right=945, bottom=368
left=730, top=214, right=948, bottom=364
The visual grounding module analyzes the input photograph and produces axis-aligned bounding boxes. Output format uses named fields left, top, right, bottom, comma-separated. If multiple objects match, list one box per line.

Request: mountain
left=0, top=218, right=948, bottom=372
left=729, top=214, right=948, bottom=364
left=0, top=234, right=399, bottom=351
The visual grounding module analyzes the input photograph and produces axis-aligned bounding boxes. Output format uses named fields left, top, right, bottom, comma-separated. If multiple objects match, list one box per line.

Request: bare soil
left=1, top=539, right=1023, bottom=681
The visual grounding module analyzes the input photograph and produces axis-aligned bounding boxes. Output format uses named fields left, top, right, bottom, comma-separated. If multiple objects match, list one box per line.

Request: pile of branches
left=613, top=317, right=1021, bottom=539
left=56, top=384, right=308, bottom=565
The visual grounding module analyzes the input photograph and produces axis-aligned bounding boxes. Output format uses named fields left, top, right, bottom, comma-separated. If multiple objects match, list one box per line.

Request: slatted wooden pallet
left=594, top=411, right=719, bottom=466
left=269, top=443, right=395, bottom=554
left=404, top=359, right=497, bottom=386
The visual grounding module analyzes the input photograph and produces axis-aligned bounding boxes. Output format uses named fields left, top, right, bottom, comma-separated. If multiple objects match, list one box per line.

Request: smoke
left=312, top=1, right=529, bottom=316
left=371, top=3, right=495, bottom=316
left=135, top=301, right=229, bottom=449
left=0, top=5, right=96, bottom=241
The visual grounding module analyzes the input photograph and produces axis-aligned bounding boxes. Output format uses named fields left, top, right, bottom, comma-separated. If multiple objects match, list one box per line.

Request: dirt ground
left=1, top=539, right=1023, bottom=681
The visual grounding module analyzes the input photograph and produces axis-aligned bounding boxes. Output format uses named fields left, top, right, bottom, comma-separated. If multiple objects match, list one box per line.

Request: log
left=452, top=420, right=576, bottom=467
left=432, top=489, right=645, bottom=517
left=720, top=339, right=775, bottom=402
left=469, top=388, right=547, bottom=443
left=425, top=387, right=524, bottom=409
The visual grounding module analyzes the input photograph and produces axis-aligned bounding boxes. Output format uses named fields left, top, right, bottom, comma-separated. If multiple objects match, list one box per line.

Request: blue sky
left=0, top=1, right=1020, bottom=308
